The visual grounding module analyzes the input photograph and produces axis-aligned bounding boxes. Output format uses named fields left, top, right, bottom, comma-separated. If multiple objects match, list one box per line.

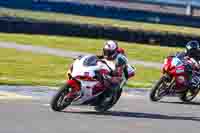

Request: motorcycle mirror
left=72, top=55, right=84, bottom=60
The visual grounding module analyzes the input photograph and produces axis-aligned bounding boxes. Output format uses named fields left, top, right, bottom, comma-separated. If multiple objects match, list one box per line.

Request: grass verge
left=0, top=33, right=182, bottom=63
left=0, top=47, right=71, bottom=86
left=0, top=48, right=160, bottom=88
left=0, top=7, right=200, bottom=36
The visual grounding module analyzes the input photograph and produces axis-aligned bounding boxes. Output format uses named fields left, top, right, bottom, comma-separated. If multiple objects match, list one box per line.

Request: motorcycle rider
left=176, top=40, right=200, bottom=92
left=99, top=40, right=135, bottom=88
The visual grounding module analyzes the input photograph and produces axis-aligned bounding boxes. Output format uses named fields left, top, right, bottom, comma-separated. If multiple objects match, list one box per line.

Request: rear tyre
left=94, top=87, right=122, bottom=112
left=51, top=84, right=72, bottom=111
left=150, top=76, right=167, bottom=102
left=180, top=88, right=199, bottom=102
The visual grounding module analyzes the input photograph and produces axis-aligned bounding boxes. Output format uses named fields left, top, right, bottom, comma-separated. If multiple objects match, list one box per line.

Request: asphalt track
left=0, top=86, right=200, bottom=133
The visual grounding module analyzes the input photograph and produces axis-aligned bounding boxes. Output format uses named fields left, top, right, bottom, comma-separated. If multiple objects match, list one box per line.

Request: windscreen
left=171, top=57, right=183, bottom=67
left=83, top=55, right=98, bottom=66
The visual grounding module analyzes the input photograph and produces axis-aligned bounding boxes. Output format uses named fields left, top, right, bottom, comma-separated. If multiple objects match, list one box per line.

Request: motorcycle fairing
left=69, top=55, right=114, bottom=105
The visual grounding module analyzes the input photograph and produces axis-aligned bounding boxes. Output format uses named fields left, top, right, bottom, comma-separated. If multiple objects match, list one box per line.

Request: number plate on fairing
left=176, top=69, right=184, bottom=73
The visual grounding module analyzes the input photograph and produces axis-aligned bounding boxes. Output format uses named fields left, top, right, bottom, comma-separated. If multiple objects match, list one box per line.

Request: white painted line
left=0, top=91, right=33, bottom=100
left=43, top=104, right=50, bottom=106
left=43, top=103, right=94, bottom=112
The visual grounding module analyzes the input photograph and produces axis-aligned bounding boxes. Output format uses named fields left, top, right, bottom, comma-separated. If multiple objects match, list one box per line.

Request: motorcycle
left=150, top=55, right=200, bottom=102
left=51, top=55, right=135, bottom=112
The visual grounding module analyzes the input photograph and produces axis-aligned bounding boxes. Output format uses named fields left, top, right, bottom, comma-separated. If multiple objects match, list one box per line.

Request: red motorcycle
left=150, top=55, right=200, bottom=102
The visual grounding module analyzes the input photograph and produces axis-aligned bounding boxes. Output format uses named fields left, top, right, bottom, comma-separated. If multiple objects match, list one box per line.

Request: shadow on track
left=159, top=101, right=200, bottom=106
left=62, top=110, right=200, bottom=122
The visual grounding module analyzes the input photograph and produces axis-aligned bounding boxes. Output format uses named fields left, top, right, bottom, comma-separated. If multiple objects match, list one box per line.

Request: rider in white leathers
left=99, top=40, right=135, bottom=88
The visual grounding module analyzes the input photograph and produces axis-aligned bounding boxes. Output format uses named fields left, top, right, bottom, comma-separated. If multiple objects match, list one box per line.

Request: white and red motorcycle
left=51, top=55, right=135, bottom=112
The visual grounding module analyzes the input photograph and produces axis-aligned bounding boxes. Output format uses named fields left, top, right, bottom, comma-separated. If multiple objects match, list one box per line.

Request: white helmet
left=103, top=40, right=118, bottom=59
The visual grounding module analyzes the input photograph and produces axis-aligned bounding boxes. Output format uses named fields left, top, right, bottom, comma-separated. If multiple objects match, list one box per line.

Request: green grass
left=127, top=65, right=160, bottom=88
left=0, top=48, right=72, bottom=86
left=0, top=48, right=160, bottom=88
left=1, top=7, right=200, bottom=36
left=0, top=33, right=182, bottom=62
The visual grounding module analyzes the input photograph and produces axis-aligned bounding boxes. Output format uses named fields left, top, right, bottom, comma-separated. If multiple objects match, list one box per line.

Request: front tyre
left=51, top=84, right=72, bottom=111
left=150, top=76, right=167, bottom=102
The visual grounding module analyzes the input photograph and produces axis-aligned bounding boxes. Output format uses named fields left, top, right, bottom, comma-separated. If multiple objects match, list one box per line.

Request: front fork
left=159, top=74, right=175, bottom=95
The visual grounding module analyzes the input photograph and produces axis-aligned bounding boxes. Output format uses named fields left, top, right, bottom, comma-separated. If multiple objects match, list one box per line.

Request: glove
left=97, top=55, right=104, bottom=59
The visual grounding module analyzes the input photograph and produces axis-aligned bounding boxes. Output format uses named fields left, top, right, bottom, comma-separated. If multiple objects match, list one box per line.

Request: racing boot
left=189, top=77, right=200, bottom=95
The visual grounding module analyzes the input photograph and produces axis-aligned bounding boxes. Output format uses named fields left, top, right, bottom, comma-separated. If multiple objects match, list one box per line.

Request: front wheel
left=180, top=88, right=200, bottom=102
left=51, top=84, right=72, bottom=111
left=150, top=76, right=168, bottom=102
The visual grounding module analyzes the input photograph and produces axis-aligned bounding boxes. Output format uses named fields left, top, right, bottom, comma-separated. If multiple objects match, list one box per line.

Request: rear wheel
left=51, top=84, right=72, bottom=111
left=94, top=86, right=122, bottom=112
left=150, top=76, right=168, bottom=102
left=180, top=88, right=200, bottom=102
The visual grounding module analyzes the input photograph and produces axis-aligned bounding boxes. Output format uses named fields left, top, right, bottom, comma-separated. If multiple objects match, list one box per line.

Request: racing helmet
left=185, top=40, right=200, bottom=57
left=103, top=40, right=118, bottom=60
